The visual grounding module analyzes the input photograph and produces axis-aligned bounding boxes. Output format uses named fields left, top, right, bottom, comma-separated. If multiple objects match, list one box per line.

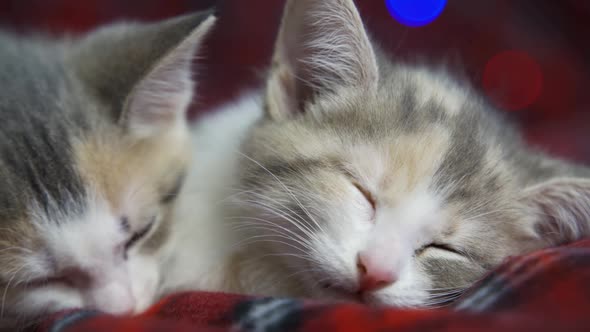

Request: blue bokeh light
left=386, top=0, right=447, bottom=27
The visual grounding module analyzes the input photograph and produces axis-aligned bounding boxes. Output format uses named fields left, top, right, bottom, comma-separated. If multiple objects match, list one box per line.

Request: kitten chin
left=166, top=0, right=590, bottom=308
left=0, top=11, right=216, bottom=325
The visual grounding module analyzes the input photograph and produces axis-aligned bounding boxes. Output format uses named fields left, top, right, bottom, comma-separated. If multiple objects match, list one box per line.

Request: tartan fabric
left=30, top=239, right=590, bottom=332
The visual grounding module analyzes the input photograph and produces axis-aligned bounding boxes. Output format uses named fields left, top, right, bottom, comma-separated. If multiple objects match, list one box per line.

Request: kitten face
left=0, top=12, right=215, bottom=321
left=233, top=0, right=590, bottom=307
left=2, top=130, right=189, bottom=317
left=239, top=89, right=528, bottom=306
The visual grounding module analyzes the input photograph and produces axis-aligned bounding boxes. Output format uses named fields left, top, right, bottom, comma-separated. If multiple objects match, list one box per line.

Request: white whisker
left=1, top=265, right=26, bottom=319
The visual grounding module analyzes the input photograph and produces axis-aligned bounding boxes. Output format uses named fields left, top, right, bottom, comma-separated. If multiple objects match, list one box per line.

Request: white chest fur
left=159, top=93, right=274, bottom=295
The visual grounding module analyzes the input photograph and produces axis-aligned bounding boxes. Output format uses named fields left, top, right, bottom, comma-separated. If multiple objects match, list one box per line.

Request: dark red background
left=1, top=0, right=589, bottom=163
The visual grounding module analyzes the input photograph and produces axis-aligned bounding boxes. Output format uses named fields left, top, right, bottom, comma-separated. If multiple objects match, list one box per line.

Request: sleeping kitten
left=0, top=11, right=215, bottom=327
left=163, top=0, right=590, bottom=308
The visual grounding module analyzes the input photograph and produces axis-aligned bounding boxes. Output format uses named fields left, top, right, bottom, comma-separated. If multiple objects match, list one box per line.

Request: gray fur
left=0, top=11, right=215, bottom=326
left=68, top=12, right=214, bottom=120
left=0, top=34, right=88, bottom=222
left=225, top=0, right=590, bottom=307
left=0, top=11, right=213, bottom=224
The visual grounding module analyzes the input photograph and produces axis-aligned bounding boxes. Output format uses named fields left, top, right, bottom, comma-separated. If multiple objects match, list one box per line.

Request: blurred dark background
left=0, top=0, right=589, bottom=163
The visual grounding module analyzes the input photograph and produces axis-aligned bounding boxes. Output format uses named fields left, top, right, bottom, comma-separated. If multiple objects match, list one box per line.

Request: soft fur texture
left=165, top=0, right=590, bottom=308
left=0, top=11, right=215, bottom=329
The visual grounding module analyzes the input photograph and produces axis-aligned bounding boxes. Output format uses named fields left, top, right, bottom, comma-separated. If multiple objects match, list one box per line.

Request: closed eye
left=24, top=276, right=69, bottom=288
left=161, top=173, right=185, bottom=204
left=124, top=219, right=155, bottom=253
left=352, top=182, right=376, bottom=211
left=25, top=268, right=89, bottom=288
left=422, top=243, right=463, bottom=256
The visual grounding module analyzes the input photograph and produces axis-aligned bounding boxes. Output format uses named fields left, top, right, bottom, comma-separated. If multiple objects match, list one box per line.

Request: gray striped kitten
left=167, top=0, right=590, bottom=308
left=0, top=11, right=215, bottom=326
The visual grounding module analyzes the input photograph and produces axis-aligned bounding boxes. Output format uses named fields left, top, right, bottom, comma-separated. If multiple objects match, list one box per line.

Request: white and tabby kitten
left=163, top=0, right=590, bottom=308
left=0, top=11, right=215, bottom=328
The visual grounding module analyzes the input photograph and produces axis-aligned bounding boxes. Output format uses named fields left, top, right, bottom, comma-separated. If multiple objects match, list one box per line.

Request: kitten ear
left=122, top=15, right=216, bottom=138
left=265, top=0, right=379, bottom=120
left=69, top=11, right=216, bottom=137
left=519, top=178, right=590, bottom=246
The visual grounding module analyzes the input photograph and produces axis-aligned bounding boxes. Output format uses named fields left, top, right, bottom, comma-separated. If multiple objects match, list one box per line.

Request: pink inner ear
left=532, top=197, right=587, bottom=245
left=523, top=179, right=590, bottom=245
left=124, top=16, right=216, bottom=137
left=125, top=62, right=193, bottom=137
left=265, top=0, right=378, bottom=120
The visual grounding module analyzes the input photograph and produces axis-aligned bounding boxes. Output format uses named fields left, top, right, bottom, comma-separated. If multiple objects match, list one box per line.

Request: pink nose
left=357, top=252, right=397, bottom=293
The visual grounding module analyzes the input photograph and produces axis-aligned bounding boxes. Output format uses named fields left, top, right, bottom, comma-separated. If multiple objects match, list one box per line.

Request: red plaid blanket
left=29, top=239, right=590, bottom=332
left=3, top=1, right=590, bottom=331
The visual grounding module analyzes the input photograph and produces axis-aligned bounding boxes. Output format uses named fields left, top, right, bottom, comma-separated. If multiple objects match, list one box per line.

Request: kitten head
left=0, top=12, right=215, bottom=321
left=234, top=0, right=590, bottom=307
